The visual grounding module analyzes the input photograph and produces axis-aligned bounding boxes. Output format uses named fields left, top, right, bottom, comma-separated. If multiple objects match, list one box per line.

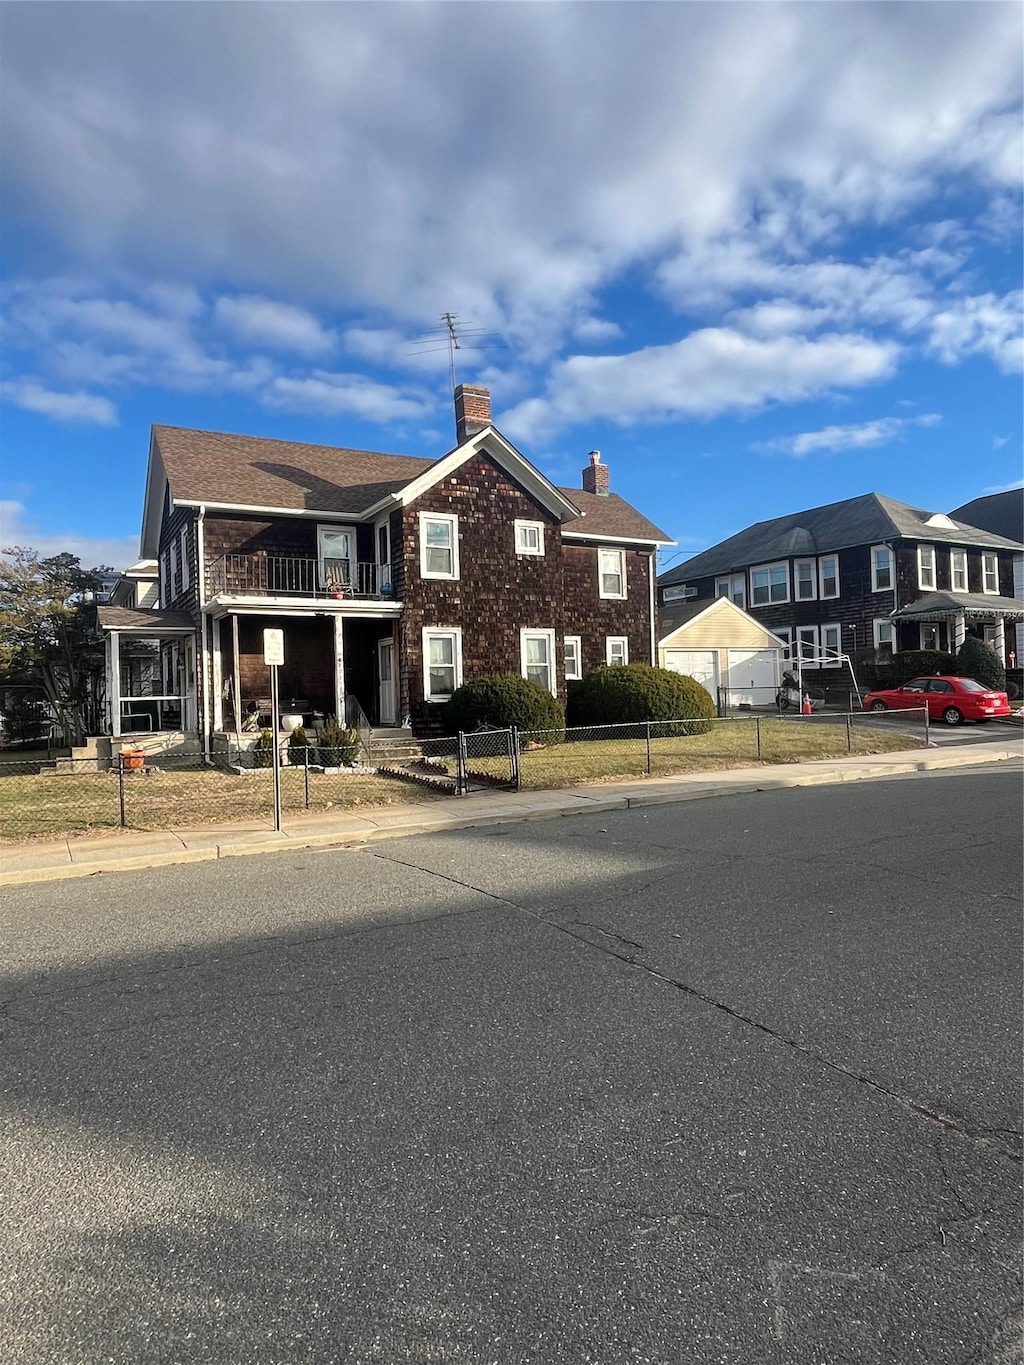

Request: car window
left=926, top=680, right=954, bottom=694
left=956, top=678, right=987, bottom=693
left=903, top=679, right=928, bottom=692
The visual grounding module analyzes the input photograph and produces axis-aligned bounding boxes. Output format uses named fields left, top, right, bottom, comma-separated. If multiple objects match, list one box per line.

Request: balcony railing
left=208, top=554, right=398, bottom=601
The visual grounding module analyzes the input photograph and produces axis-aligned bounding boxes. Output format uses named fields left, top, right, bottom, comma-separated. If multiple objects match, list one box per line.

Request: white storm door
left=318, top=526, right=356, bottom=590
left=378, top=638, right=396, bottom=725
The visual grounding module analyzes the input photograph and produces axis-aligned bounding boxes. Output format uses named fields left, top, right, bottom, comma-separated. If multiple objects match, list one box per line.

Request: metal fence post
left=117, top=753, right=127, bottom=827
left=645, top=721, right=652, bottom=775
left=456, top=730, right=468, bottom=797
left=755, top=717, right=762, bottom=761
left=923, top=704, right=930, bottom=746
left=303, top=744, right=310, bottom=809
left=511, top=727, right=521, bottom=791
left=846, top=714, right=853, bottom=752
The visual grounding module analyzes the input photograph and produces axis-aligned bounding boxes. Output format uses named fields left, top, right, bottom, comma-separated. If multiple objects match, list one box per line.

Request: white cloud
left=573, top=316, right=624, bottom=344
left=214, top=295, right=336, bottom=355
left=264, top=371, right=433, bottom=423
left=0, top=376, right=117, bottom=425
left=0, top=499, right=137, bottom=568
left=993, top=434, right=1011, bottom=449
left=926, top=291, right=1023, bottom=373
left=500, top=329, right=898, bottom=442
left=754, top=412, right=942, bottom=458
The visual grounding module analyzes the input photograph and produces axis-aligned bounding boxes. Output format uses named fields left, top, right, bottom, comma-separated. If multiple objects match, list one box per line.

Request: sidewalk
left=1, top=741, right=1020, bottom=888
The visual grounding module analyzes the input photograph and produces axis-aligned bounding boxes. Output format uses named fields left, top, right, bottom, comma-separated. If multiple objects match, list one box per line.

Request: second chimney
left=582, top=449, right=609, bottom=496
left=454, top=384, right=491, bottom=444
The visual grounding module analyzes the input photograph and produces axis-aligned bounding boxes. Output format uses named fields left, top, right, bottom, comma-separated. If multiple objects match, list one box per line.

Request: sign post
left=263, top=628, right=285, bottom=832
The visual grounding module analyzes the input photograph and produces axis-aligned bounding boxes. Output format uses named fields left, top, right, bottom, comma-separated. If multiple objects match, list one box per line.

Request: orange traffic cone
left=802, top=694, right=812, bottom=715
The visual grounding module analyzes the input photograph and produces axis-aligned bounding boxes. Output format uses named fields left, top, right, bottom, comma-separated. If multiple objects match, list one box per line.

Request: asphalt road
left=1, top=766, right=1021, bottom=1365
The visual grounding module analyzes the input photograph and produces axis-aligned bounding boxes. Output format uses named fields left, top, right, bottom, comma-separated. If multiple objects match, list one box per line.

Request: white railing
left=208, top=554, right=398, bottom=600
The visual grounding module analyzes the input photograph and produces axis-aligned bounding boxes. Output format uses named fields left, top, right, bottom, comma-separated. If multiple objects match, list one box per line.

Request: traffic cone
left=802, top=694, right=812, bottom=715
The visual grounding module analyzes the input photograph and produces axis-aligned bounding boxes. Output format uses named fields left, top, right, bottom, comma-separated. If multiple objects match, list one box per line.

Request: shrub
left=890, top=650, right=958, bottom=686
left=957, top=636, right=1007, bottom=692
left=445, top=675, right=565, bottom=735
left=287, top=724, right=313, bottom=765
left=568, top=664, right=716, bottom=732
left=252, top=728, right=275, bottom=769
left=316, top=715, right=361, bottom=768
left=1006, top=680, right=1020, bottom=701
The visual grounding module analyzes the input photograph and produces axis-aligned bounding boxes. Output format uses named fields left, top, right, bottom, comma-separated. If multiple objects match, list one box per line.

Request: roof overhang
left=563, top=529, right=674, bottom=547
left=657, top=595, right=789, bottom=648
left=892, top=593, right=1024, bottom=621
left=173, top=500, right=368, bottom=520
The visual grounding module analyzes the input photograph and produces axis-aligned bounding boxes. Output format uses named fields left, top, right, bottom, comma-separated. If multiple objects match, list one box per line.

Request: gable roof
left=660, top=491, right=1024, bottom=585
left=559, top=488, right=671, bottom=543
left=657, top=594, right=788, bottom=647
left=948, top=489, right=1024, bottom=544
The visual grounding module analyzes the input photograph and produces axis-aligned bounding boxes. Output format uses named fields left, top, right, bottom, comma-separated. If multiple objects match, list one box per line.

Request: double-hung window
left=982, top=553, right=999, bottom=594
left=871, top=545, right=893, bottom=592
left=521, top=629, right=557, bottom=695
left=796, top=625, right=819, bottom=665
left=917, top=545, right=936, bottom=591
left=564, top=635, right=582, bottom=681
left=515, top=520, right=545, bottom=556
left=950, top=549, right=968, bottom=592
left=774, top=626, right=793, bottom=661
left=750, top=562, right=789, bottom=606
left=820, top=623, right=842, bottom=664
left=794, top=559, right=816, bottom=601
left=422, top=627, right=463, bottom=702
left=873, top=619, right=895, bottom=652
left=179, top=528, right=190, bottom=592
left=715, top=575, right=746, bottom=608
left=420, top=513, right=459, bottom=580
left=818, top=555, right=839, bottom=600
left=598, top=548, right=626, bottom=599
left=169, top=541, right=179, bottom=597
left=606, top=636, right=628, bottom=666
left=160, top=550, right=170, bottom=607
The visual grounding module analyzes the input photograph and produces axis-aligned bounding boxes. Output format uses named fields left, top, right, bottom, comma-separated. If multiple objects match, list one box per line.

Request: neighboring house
left=96, top=385, right=671, bottom=745
left=949, top=489, right=1024, bottom=666
left=657, top=596, right=786, bottom=707
left=658, top=492, right=1024, bottom=673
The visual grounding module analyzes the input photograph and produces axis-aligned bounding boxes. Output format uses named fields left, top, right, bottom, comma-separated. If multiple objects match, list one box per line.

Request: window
left=950, top=549, right=968, bottom=592
left=795, top=559, right=816, bottom=601
left=564, top=635, right=582, bottom=681
left=169, top=541, right=179, bottom=596
left=871, top=545, right=893, bottom=592
left=664, top=584, right=697, bottom=601
left=422, top=628, right=462, bottom=701
left=818, top=555, right=839, bottom=600
left=179, top=529, right=190, bottom=592
left=982, top=553, right=999, bottom=594
left=160, top=550, right=170, bottom=607
left=873, top=618, right=895, bottom=652
left=796, top=626, right=819, bottom=666
left=750, top=562, right=789, bottom=606
left=606, top=636, right=628, bottom=666
left=926, top=679, right=955, bottom=695
left=376, top=520, right=393, bottom=593
left=419, top=513, right=459, bottom=580
left=920, top=624, right=941, bottom=651
left=598, top=548, right=626, bottom=599
left=715, top=575, right=746, bottom=608
left=521, top=629, right=556, bottom=695
left=514, top=520, right=545, bottom=556
left=774, top=626, right=793, bottom=661
left=820, top=623, right=842, bottom=664
left=917, top=545, right=936, bottom=591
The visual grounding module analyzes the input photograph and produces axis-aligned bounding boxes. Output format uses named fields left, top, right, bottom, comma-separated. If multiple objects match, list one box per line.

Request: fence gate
left=457, top=727, right=519, bottom=795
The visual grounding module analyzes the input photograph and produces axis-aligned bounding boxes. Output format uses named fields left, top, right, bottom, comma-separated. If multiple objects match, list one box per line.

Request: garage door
left=664, top=649, right=719, bottom=698
left=726, top=649, right=779, bottom=707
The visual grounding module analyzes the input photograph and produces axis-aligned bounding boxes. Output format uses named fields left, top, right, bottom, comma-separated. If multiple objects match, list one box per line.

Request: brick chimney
left=582, top=449, right=609, bottom=496
left=454, top=384, right=491, bottom=444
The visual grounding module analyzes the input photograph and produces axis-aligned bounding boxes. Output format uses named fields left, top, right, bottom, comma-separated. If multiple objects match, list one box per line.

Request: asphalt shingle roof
left=97, top=606, right=196, bottom=632
left=948, top=489, right=1024, bottom=544
left=891, top=591, right=1024, bottom=619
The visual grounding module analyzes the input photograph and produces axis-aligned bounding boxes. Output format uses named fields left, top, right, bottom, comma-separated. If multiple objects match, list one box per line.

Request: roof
left=97, top=606, right=196, bottom=632
left=559, top=488, right=671, bottom=542
left=660, top=492, right=1024, bottom=585
left=891, top=591, right=1024, bottom=621
left=948, top=489, right=1024, bottom=544
left=657, top=594, right=788, bottom=647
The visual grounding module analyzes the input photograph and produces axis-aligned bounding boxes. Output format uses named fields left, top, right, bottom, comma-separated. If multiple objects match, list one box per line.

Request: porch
left=892, top=591, right=1024, bottom=664
left=208, top=552, right=398, bottom=602
left=96, top=607, right=199, bottom=740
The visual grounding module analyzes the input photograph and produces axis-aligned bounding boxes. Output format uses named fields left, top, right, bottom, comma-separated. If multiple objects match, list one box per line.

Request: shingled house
left=97, top=386, right=671, bottom=747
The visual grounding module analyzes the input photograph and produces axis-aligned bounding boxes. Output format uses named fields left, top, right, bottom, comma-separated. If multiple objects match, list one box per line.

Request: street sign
left=263, top=628, right=284, bottom=666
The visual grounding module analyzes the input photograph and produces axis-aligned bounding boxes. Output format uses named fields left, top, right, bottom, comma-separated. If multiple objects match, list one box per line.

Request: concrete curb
left=1, top=744, right=1018, bottom=889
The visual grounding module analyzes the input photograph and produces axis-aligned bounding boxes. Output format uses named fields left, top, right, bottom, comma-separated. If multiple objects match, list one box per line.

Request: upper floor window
left=521, top=629, right=556, bottom=695
left=750, top=562, right=789, bottom=606
left=818, top=555, right=839, bottom=600
left=871, top=545, right=893, bottom=592
left=598, top=548, right=626, bottom=599
left=160, top=550, right=170, bottom=607
left=514, top=520, right=545, bottom=556
left=715, top=575, right=746, bottom=608
left=794, top=559, right=816, bottom=601
left=169, top=540, right=179, bottom=595
left=420, top=512, right=459, bottom=580
left=606, top=636, right=628, bottom=666
left=179, top=528, right=190, bottom=592
left=950, top=549, right=967, bottom=593
left=664, top=584, right=697, bottom=602
left=917, top=545, right=936, bottom=591
left=982, top=553, right=999, bottom=595
left=564, top=635, right=582, bottom=681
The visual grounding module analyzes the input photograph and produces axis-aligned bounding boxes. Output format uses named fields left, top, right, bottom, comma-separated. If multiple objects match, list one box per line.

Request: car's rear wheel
left=942, top=707, right=963, bottom=726
left=870, top=700, right=888, bottom=711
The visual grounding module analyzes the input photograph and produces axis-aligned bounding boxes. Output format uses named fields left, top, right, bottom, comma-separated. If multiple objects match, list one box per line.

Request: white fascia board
left=657, top=595, right=787, bottom=649
left=208, top=595, right=403, bottom=616
left=563, top=529, right=675, bottom=547
left=396, top=427, right=583, bottom=521
left=173, top=499, right=368, bottom=520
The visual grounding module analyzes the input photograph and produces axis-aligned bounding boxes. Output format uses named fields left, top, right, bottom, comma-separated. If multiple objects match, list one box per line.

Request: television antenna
left=408, top=313, right=505, bottom=395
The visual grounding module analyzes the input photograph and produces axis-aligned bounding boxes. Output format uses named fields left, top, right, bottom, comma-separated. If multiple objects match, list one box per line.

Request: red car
left=862, top=675, right=1012, bottom=726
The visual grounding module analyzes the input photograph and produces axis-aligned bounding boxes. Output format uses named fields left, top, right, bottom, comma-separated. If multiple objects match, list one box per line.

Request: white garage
left=658, top=597, right=786, bottom=710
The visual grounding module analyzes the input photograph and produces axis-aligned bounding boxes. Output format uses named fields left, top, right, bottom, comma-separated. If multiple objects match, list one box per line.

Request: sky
left=1, top=1, right=1021, bottom=573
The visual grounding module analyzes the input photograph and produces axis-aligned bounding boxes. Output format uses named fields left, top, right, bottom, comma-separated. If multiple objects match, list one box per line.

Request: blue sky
left=1, top=1, right=1021, bottom=572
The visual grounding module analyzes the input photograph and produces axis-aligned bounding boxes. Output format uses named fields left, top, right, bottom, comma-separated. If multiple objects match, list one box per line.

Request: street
left=1, top=766, right=1021, bottom=1365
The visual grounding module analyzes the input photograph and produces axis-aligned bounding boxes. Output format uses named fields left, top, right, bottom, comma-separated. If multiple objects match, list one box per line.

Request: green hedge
left=567, top=664, right=716, bottom=730
left=957, top=637, right=1007, bottom=692
left=445, top=675, right=565, bottom=734
left=889, top=650, right=958, bottom=685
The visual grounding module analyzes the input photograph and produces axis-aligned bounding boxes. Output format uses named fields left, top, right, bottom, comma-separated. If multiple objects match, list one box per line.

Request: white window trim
left=917, top=544, right=936, bottom=592
left=873, top=618, right=896, bottom=651
left=179, top=528, right=190, bottom=592
left=818, top=555, right=840, bottom=601
left=750, top=561, right=790, bottom=606
left=981, top=552, right=999, bottom=595
left=564, top=635, right=582, bottom=681
left=169, top=540, right=178, bottom=596
left=870, top=544, right=893, bottom=593
left=605, top=636, right=629, bottom=666
left=794, top=558, right=817, bottom=602
left=422, top=626, right=463, bottom=702
left=598, top=547, right=627, bottom=600
left=318, top=523, right=358, bottom=588
left=949, top=548, right=968, bottom=593
left=820, top=623, right=842, bottom=665
left=514, top=519, right=545, bottom=557
left=160, top=550, right=170, bottom=607
left=520, top=628, right=557, bottom=696
left=796, top=625, right=819, bottom=668
left=774, top=626, right=793, bottom=661
left=419, top=512, right=460, bottom=581
left=715, top=574, right=746, bottom=608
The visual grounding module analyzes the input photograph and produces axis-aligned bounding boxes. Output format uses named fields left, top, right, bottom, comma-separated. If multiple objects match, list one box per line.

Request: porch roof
left=97, top=606, right=196, bottom=634
left=891, top=591, right=1024, bottom=622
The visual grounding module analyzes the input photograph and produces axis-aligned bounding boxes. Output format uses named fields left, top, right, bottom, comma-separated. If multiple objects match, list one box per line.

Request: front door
left=318, top=526, right=356, bottom=592
left=377, top=638, right=396, bottom=725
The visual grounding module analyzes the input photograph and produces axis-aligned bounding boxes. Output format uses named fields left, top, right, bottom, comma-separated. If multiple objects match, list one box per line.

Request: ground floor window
left=873, top=618, right=895, bottom=652
left=605, top=636, right=628, bottom=666
left=821, top=623, right=842, bottom=663
left=796, top=626, right=818, bottom=666
left=919, top=623, right=944, bottom=651
left=422, top=627, right=463, bottom=701
left=774, top=626, right=793, bottom=661
left=564, top=635, right=582, bottom=681
left=521, top=628, right=557, bottom=695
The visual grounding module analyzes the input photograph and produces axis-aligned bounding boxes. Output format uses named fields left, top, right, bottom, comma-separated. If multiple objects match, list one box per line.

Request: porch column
left=231, top=613, right=242, bottom=738
left=212, top=618, right=224, bottom=731
left=953, top=612, right=966, bottom=652
left=108, top=630, right=122, bottom=738
left=991, top=619, right=1006, bottom=665
left=333, top=614, right=346, bottom=723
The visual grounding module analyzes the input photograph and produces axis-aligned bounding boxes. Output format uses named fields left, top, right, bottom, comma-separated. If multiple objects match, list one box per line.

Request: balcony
left=208, top=554, right=398, bottom=602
